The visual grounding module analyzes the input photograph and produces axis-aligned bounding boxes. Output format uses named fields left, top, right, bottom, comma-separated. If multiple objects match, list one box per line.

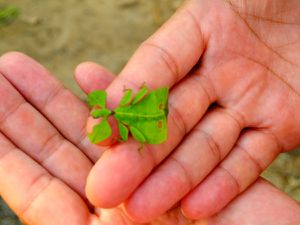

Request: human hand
left=1, top=53, right=299, bottom=225
left=92, top=179, right=300, bottom=225
left=85, top=0, right=300, bottom=222
left=0, top=52, right=111, bottom=225
left=0, top=52, right=190, bottom=225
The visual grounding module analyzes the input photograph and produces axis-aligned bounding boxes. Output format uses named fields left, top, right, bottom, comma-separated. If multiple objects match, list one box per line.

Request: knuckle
left=20, top=173, right=53, bottom=219
left=0, top=100, right=25, bottom=126
left=219, top=165, right=241, bottom=193
left=197, top=128, right=222, bottom=162
left=237, top=145, right=264, bottom=175
left=141, top=41, right=180, bottom=83
left=169, top=156, right=194, bottom=189
left=168, top=102, right=187, bottom=137
left=38, top=133, right=64, bottom=163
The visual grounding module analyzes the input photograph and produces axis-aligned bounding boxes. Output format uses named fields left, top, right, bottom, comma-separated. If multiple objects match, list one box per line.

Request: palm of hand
left=0, top=52, right=192, bottom=225
left=201, top=0, right=300, bottom=151
left=179, top=0, right=300, bottom=216
left=177, top=0, right=300, bottom=218
left=85, top=0, right=300, bottom=222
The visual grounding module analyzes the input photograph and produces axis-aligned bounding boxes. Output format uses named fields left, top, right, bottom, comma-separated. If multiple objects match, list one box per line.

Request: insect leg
left=132, top=85, right=148, bottom=105
left=119, top=89, right=133, bottom=107
left=118, top=121, right=129, bottom=141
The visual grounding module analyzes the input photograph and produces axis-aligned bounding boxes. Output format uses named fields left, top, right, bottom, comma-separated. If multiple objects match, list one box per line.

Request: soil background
left=0, top=0, right=299, bottom=224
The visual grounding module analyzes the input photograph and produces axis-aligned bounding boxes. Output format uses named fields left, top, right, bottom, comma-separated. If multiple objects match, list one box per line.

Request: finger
left=86, top=0, right=206, bottom=145
left=105, top=0, right=206, bottom=109
left=181, top=129, right=281, bottom=219
left=0, top=133, right=93, bottom=225
left=75, top=61, right=116, bottom=94
left=0, top=52, right=103, bottom=161
left=87, top=0, right=207, bottom=207
left=123, top=107, right=243, bottom=222
left=94, top=207, right=189, bottom=225
left=196, top=178, right=300, bottom=225
left=90, top=180, right=300, bottom=225
left=93, top=207, right=144, bottom=225
left=86, top=70, right=215, bottom=208
left=0, top=70, right=91, bottom=197
left=94, top=179, right=300, bottom=225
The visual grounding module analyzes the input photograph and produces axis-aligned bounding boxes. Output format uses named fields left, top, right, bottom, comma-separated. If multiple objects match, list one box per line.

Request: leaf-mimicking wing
left=91, top=108, right=111, bottom=118
left=132, top=85, right=148, bottom=105
left=88, top=119, right=112, bottom=143
left=118, top=122, right=129, bottom=141
left=129, top=126, right=146, bottom=143
left=114, top=87, right=169, bottom=144
left=119, top=89, right=133, bottom=107
left=87, top=90, right=107, bottom=108
left=87, top=85, right=169, bottom=145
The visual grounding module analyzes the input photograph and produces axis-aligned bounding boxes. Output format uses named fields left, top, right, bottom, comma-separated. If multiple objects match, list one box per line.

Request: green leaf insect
left=87, top=84, right=169, bottom=145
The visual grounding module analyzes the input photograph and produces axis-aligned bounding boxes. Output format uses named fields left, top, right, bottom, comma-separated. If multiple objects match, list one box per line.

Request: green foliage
left=0, top=6, right=20, bottom=25
left=87, top=85, right=169, bottom=145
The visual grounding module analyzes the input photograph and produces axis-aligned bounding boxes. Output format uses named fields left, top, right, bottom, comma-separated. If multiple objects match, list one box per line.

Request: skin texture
left=0, top=52, right=300, bottom=225
left=84, top=0, right=300, bottom=222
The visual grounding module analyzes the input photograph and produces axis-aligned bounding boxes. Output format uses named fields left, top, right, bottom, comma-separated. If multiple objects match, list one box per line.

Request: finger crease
left=20, top=174, right=53, bottom=219
left=169, top=156, right=194, bottom=190
left=38, top=134, right=64, bottom=164
left=224, top=109, right=245, bottom=131
left=168, top=102, right=187, bottom=137
left=237, top=145, right=263, bottom=175
left=184, top=8, right=206, bottom=52
left=219, top=165, right=241, bottom=193
left=144, top=144, right=158, bottom=168
left=142, top=42, right=180, bottom=84
left=191, top=75, right=213, bottom=104
left=197, top=128, right=222, bottom=162
left=261, top=130, right=283, bottom=154
left=40, top=84, right=65, bottom=110
left=0, top=99, right=25, bottom=126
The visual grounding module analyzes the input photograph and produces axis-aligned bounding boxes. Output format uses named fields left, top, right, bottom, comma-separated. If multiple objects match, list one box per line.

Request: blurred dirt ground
left=0, top=0, right=299, bottom=224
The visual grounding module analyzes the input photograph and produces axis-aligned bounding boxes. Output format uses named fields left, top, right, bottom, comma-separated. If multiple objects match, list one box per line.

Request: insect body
left=87, top=85, right=169, bottom=145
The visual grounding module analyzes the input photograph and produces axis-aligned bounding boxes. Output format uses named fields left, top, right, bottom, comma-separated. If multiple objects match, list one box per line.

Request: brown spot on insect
left=157, top=120, right=163, bottom=128
left=94, top=105, right=103, bottom=110
left=159, top=103, right=164, bottom=110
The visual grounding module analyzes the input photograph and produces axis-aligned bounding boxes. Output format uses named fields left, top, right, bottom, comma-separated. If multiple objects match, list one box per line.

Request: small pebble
left=21, top=15, right=41, bottom=25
